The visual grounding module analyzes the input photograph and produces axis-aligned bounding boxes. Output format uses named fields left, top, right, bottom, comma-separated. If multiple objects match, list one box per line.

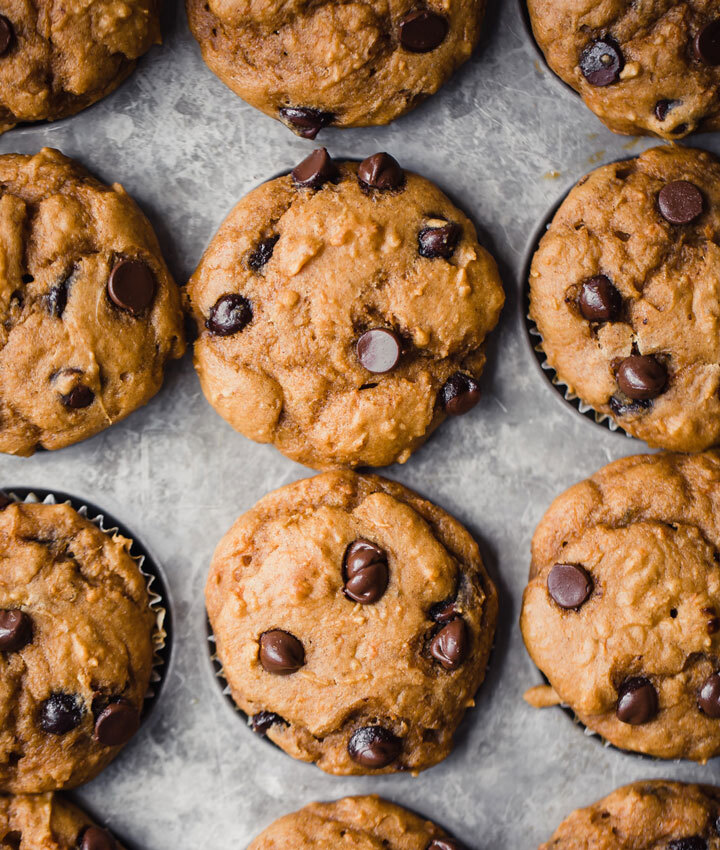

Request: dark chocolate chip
left=418, top=222, right=461, bottom=259
left=655, top=99, right=678, bottom=121
left=609, top=395, right=652, bottom=416
left=699, top=673, right=720, bottom=718
left=399, top=10, right=449, bottom=52
left=440, top=373, right=481, bottom=416
left=206, top=294, right=252, bottom=336
left=669, top=839, right=707, bottom=850
left=356, top=328, right=401, bottom=373
left=94, top=700, right=139, bottom=746
left=259, top=630, right=305, bottom=675
left=616, top=676, right=658, bottom=725
left=579, top=38, right=624, bottom=86
left=0, top=17, right=13, bottom=56
left=429, top=598, right=458, bottom=623
left=38, top=693, right=83, bottom=734
left=357, top=153, right=404, bottom=190
left=291, top=148, right=340, bottom=189
left=0, top=610, right=32, bottom=652
left=79, top=826, right=116, bottom=850
left=343, top=539, right=389, bottom=605
left=107, top=259, right=155, bottom=316
left=616, top=355, right=667, bottom=400
left=61, top=385, right=95, bottom=409
left=2, top=831, right=20, bottom=850
left=429, top=618, right=468, bottom=670
left=278, top=106, right=334, bottom=139
left=695, top=20, right=720, bottom=65
left=347, top=725, right=401, bottom=768
left=251, top=711, right=286, bottom=736
left=247, top=236, right=279, bottom=271
left=578, top=275, right=622, bottom=322
left=658, top=180, right=704, bottom=224
left=46, top=280, right=69, bottom=318
left=428, top=840, right=464, bottom=850
left=547, top=563, right=593, bottom=609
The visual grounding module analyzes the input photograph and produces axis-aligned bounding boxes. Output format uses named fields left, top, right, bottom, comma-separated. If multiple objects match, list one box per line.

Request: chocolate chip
left=2, top=831, right=20, bottom=849
left=357, top=153, right=404, bottom=190
left=579, top=38, right=624, bottom=86
left=291, top=148, right=340, bottom=189
left=278, top=106, right=334, bottom=139
left=669, top=839, right=707, bottom=850
left=616, top=355, right=667, bottom=400
left=79, top=826, right=116, bottom=850
left=429, top=598, right=458, bottom=623
left=206, top=294, right=252, bottom=336
left=107, top=259, right=155, bottom=316
left=259, top=630, right=305, bottom=675
left=609, top=395, right=652, bottom=416
left=356, top=328, right=401, bottom=373
left=347, top=725, right=401, bottom=768
left=655, top=99, right=678, bottom=121
left=343, top=539, right=389, bottom=604
left=38, top=693, right=83, bottom=734
left=94, top=700, right=139, bottom=746
left=547, top=563, right=593, bottom=609
left=399, top=9, right=449, bottom=52
left=46, top=279, right=69, bottom=318
left=251, top=711, right=286, bottom=736
left=428, top=840, right=464, bottom=850
left=248, top=236, right=279, bottom=271
left=578, top=275, right=622, bottom=322
left=0, top=17, right=13, bottom=56
left=695, top=20, right=720, bottom=64
left=61, top=385, right=95, bottom=409
left=698, top=673, right=720, bottom=718
left=440, top=373, right=481, bottom=416
left=418, top=222, right=461, bottom=259
left=0, top=610, right=32, bottom=652
left=429, top=618, right=468, bottom=670
left=658, top=180, right=704, bottom=224
left=616, top=677, right=658, bottom=725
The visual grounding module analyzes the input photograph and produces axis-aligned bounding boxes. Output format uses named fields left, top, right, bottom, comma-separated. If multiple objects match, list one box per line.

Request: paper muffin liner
left=3, top=488, right=170, bottom=718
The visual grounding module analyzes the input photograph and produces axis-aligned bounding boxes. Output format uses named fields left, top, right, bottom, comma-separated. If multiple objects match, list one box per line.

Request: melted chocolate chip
left=356, top=329, right=401, bottom=373
left=347, top=725, right=401, bottom=768
left=579, top=38, right=624, bottom=86
left=206, top=294, right=252, bottom=336
left=578, top=275, right=622, bottom=321
left=658, top=181, right=704, bottom=224
left=695, top=20, right=720, bottom=65
left=668, top=839, right=707, bottom=850
left=291, top=148, right=339, bottom=189
left=418, top=222, right=461, bottom=259
left=655, top=99, right=678, bottom=122
left=429, top=618, right=468, bottom=670
left=0, top=610, right=32, bottom=652
left=440, top=373, right=481, bottom=416
left=108, top=259, right=155, bottom=316
left=547, top=563, right=593, bottom=609
left=0, top=17, right=13, bottom=56
left=399, top=10, right=449, bottom=52
left=609, top=395, right=652, bottom=416
left=357, top=153, right=404, bottom=190
left=2, top=831, right=20, bottom=849
left=259, top=630, right=305, bottom=675
left=343, top=539, right=389, bottom=604
left=251, top=711, right=286, bottom=736
left=248, top=236, right=279, bottom=271
left=616, top=677, right=658, bottom=725
left=278, top=106, right=334, bottom=139
left=429, top=598, right=458, bottom=623
left=46, top=279, right=69, bottom=318
left=698, top=672, right=720, bottom=718
left=79, top=826, right=116, bottom=850
left=61, top=385, right=95, bottom=410
left=38, top=693, right=83, bottom=734
left=616, top=355, right=667, bottom=400
left=94, top=700, right=139, bottom=746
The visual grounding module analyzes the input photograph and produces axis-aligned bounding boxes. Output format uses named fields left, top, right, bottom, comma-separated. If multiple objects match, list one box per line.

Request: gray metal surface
left=2, top=1, right=719, bottom=846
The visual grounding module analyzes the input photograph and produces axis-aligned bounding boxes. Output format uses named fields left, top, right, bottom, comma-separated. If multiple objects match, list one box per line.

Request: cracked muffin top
left=527, top=0, right=720, bottom=139
left=529, top=145, right=720, bottom=452
left=186, top=0, right=486, bottom=136
left=540, top=781, right=720, bottom=849
left=0, top=147, right=185, bottom=456
left=521, top=451, right=720, bottom=762
left=248, top=796, right=463, bottom=850
left=206, top=471, right=497, bottom=776
left=0, top=0, right=160, bottom=133
left=185, top=149, right=503, bottom=470
left=0, top=792, right=122, bottom=850
left=0, top=498, right=156, bottom=793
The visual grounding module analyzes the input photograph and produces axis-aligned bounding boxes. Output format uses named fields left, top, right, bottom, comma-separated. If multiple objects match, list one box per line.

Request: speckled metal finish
left=2, top=1, right=719, bottom=847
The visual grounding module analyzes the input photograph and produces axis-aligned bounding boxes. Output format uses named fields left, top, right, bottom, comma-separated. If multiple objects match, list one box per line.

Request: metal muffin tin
left=1, top=0, right=720, bottom=846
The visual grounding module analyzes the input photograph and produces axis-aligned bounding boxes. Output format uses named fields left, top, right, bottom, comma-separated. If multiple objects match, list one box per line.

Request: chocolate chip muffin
left=520, top=450, right=720, bottom=762
left=0, top=148, right=185, bottom=456
left=186, top=0, right=486, bottom=137
left=0, top=792, right=121, bottom=850
left=248, top=796, right=463, bottom=850
left=527, top=0, right=720, bottom=138
left=186, top=149, right=504, bottom=470
left=529, top=145, right=720, bottom=452
left=540, top=781, right=720, bottom=849
left=0, top=0, right=160, bottom=133
left=206, top=471, right=497, bottom=775
left=0, top=498, right=156, bottom=792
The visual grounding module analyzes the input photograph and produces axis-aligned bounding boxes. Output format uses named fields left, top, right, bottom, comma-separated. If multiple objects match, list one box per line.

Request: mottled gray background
left=1, top=0, right=720, bottom=846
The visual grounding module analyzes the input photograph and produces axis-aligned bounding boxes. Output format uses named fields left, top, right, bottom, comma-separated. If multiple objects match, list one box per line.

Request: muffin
left=0, top=148, right=185, bottom=456
left=527, top=0, right=720, bottom=138
left=185, top=148, right=504, bottom=470
left=187, top=0, right=487, bottom=136
left=521, top=450, right=720, bottom=762
left=206, top=471, right=498, bottom=775
left=529, top=145, right=720, bottom=452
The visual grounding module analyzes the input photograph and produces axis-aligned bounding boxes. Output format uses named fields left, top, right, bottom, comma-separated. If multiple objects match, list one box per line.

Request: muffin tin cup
left=516, top=0, right=580, bottom=100
left=4, top=488, right=171, bottom=722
